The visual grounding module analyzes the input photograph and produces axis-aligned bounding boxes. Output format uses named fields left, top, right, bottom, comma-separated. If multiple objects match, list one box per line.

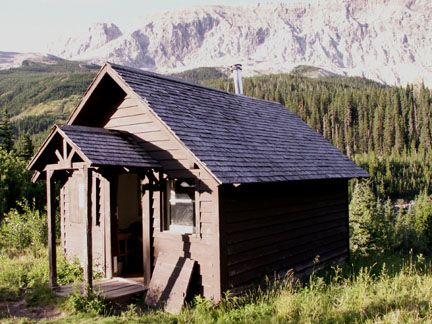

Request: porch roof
left=28, top=125, right=161, bottom=173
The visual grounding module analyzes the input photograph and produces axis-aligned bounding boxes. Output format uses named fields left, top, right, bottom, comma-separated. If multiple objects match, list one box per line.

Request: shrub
left=0, top=249, right=47, bottom=301
left=349, top=180, right=395, bottom=254
left=0, top=148, right=45, bottom=218
left=350, top=181, right=432, bottom=255
left=64, top=290, right=112, bottom=316
left=24, top=282, right=57, bottom=307
left=412, top=191, right=432, bottom=246
left=394, top=207, right=423, bottom=252
left=57, top=256, right=83, bottom=286
left=0, top=199, right=47, bottom=253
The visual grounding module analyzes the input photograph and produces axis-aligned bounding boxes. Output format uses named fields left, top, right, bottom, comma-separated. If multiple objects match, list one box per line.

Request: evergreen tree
left=15, top=133, right=34, bottom=161
left=0, top=109, right=13, bottom=152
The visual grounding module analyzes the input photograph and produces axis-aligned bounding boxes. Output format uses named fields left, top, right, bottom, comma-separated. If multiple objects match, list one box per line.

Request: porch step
left=55, top=277, right=147, bottom=301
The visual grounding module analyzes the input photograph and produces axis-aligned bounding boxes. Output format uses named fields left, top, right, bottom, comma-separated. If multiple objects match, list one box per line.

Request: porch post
left=46, top=170, right=57, bottom=288
left=103, top=175, right=113, bottom=279
left=141, top=174, right=152, bottom=287
left=82, top=166, right=93, bottom=294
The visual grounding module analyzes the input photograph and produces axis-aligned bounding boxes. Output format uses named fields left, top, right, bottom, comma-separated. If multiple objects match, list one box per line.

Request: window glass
left=166, top=179, right=195, bottom=233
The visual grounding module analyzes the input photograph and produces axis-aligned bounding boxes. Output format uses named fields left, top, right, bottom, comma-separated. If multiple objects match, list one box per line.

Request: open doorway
left=112, top=173, right=144, bottom=280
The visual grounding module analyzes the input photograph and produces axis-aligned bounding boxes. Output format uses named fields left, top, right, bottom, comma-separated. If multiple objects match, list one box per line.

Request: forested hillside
left=0, top=59, right=97, bottom=145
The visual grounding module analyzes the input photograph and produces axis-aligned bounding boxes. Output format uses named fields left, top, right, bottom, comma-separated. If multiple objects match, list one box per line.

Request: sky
left=0, top=0, right=312, bottom=53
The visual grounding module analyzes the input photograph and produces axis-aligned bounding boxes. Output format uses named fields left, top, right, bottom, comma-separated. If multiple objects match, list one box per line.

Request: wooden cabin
left=28, top=63, right=368, bottom=304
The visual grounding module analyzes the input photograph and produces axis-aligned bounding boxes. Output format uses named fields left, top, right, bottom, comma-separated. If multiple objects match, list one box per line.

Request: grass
left=0, top=249, right=431, bottom=323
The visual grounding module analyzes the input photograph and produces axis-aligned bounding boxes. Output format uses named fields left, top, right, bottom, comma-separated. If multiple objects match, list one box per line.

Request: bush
left=350, top=180, right=432, bottom=255
left=0, top=199, right=47, bottom=253
left=412, top=191, right=432, bottom=246
left=0, top=249, right=47, bottom=301
left=0, top=246, right=83, bottom=304
left=57, top=256, right=83, bottom=286
left=349, top=180, right=394, bottom=254
left=393, top=191, right=432, bottom=252
left=64, top=291, right=112, bottom=316
left=0, top=148, right=45, bottom=220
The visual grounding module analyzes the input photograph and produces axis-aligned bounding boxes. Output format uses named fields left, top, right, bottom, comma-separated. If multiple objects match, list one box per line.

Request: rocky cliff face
left=43, top=0, right=432, bottom=86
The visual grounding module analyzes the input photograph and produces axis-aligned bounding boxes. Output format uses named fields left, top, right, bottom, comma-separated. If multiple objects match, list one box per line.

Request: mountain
left=0, top=52, right=62, bottom=70
left=45, top=0, right=432, bottom=87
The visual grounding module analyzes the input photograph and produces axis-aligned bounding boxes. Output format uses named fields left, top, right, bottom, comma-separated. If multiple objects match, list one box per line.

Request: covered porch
left=28, top=125, right=162, bottom=295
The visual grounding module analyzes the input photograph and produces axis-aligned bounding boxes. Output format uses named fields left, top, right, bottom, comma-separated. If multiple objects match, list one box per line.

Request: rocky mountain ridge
left=4, top=0, right=432, bottom=86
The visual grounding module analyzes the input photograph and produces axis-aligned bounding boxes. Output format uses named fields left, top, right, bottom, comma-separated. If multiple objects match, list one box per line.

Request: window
left=165, top=179, right=195, bottom=234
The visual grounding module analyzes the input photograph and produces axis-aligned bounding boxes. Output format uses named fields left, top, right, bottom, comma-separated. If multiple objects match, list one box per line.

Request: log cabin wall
left=102, top=94, right=222, bottom=301
left=219, top=179, right=349, bottom=291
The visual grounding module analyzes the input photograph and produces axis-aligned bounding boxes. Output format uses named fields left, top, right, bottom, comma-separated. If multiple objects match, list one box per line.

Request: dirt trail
left=0, top=299, right=64, bottom=321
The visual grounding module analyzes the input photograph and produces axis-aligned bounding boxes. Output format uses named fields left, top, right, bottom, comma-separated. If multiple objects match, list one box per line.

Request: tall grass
left=48, top=253, right=432, bottom=323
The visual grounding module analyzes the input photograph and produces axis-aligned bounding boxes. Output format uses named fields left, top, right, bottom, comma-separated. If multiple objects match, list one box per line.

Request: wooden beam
left=216, top=185, right=227, bottom=301
left=44, top=162, right=89, bottom=172
left=66, top=148, right=76, bottom=169
left=82, top=166, right=93, bottom=294
left=194, top=174, right=201, bottom=239
left=54, top=149, right=63, bottom=162
left=46, top=170, right=57, bottom=288
left=142, top=174, right=152, bottom=287
left=63, top=138, right=68, bottom=160
left=31, top=171, right=41, bottom=183
left=103, top=174, right=113, bottom=279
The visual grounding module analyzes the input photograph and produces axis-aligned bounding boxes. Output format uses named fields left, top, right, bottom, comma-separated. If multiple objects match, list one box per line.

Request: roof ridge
left=109, top=62, right=284, bottom=106
left=60, top=124, right=126, bottom=135
left=109, top=62, right=233, bottom=95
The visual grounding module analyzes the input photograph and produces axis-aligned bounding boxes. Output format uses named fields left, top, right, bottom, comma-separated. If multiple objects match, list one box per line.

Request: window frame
left=162, top=178, right=197, bottom=234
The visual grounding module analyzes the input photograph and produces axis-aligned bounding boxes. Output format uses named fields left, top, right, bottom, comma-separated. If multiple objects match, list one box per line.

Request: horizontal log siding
left=219, top=179, right=349, bottom=290
left=104, top=95, right=222, bottom=301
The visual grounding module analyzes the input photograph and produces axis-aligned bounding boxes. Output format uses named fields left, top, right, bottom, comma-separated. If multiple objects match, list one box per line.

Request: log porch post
left=46, top=169, right=57, bottom=288
left=141, top=173, right=152, bottom=287
left=82, top=166, right=93, bottom=294
left=103, top=174, right=113, bottom=279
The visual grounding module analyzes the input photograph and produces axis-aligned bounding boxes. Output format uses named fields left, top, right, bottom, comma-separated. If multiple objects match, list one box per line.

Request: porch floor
left=55, top=277, right=147, bottom=301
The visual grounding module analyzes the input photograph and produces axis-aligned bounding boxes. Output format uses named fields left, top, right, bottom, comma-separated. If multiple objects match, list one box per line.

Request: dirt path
left=0, top=299, right=64, bottom=321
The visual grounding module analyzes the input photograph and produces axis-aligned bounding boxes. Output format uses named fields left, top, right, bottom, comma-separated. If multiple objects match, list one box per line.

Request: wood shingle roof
left=111, top=64, right=368, bottom=184
left=28, top=125, right=160, bottom=173
left=60, top=125, right=160, bottom=168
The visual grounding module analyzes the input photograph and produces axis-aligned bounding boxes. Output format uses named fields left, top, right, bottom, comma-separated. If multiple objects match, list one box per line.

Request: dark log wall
left=219, top=179, right=349, bottom=291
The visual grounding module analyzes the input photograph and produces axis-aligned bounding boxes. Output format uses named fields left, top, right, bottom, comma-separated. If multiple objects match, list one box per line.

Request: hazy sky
left=0, top=0, right=312, bottom=53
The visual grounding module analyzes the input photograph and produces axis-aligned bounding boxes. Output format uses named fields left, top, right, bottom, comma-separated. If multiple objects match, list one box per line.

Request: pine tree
left=15, top=133, right=34, bottom=161
left=344, top=92, right=356, bottom=156
left=0, top=109, right=13, bottom=152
